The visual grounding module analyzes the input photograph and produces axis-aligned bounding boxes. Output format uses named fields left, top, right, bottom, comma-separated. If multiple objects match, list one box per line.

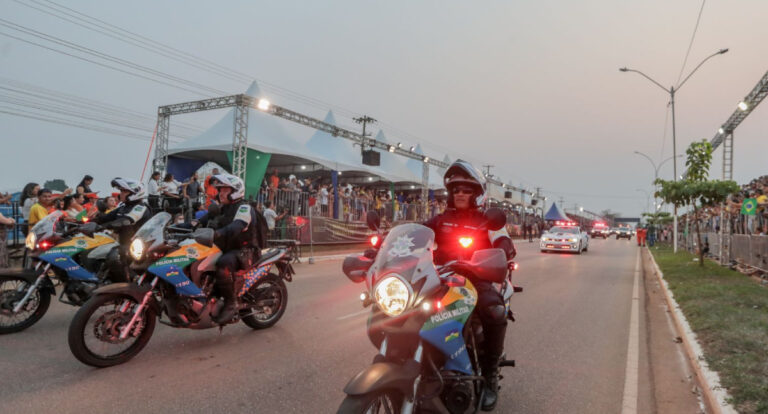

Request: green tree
left=654, top=140, right=739, bottom=265
left=43, top=179, right=68, bottom=192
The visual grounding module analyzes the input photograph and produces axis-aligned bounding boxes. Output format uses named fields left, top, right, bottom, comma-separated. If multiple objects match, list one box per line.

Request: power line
left=0, top=79, right=204, bottom=134
left=0, top=95, right=192, bottom=139
left=675, top=0, right=707, bottom=86
left=0, top=18, right=227, bottom=96
left=15, top=0, right=365, bottom=119
left=0, top=106, right=162, bottom=142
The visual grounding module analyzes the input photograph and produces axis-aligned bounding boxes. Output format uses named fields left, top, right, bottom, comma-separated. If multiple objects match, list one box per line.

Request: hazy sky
left=1, top=0, right=766, bottom=218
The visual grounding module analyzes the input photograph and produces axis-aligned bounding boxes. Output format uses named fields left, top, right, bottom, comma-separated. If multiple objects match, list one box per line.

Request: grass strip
left=650, top=245, right=768, bottom=414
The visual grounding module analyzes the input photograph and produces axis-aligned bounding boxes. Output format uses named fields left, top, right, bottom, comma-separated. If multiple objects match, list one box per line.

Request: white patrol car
left=540, top=222, right=589, bottom=254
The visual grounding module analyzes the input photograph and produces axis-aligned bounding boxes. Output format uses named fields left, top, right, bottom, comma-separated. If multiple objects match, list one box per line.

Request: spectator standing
left=20, top=182, right=40, bottom=222
left=319, top=185, right=329, bottom=216
left=161, top=173, right=182, bottom=211
left=28, top=189, right=53, bottom=227
left=183, top=173, right=202, bottom=222
left=269, top=169, right=279, bottom=205
left=76, top=175, right=94, bottom=195
left=147, top=171, right=161, bottom=210
left=204, top=168, right=220, bottom=208
left=0, top=212, right=15, bottom=268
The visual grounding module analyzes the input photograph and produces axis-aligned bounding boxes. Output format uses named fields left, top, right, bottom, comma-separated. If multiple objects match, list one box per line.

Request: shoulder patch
left=126, top=205, right=147, bottom=222
left=234, top=204, right=253, bottom=227
left=488, top=228, right=510, bottom=244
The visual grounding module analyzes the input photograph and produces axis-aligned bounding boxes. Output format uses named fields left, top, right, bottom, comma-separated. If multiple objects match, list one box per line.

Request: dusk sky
left=2, top=0, right=766, bottom=218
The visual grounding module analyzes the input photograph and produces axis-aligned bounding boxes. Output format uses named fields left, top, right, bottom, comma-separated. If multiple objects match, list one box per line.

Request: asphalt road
left=0, top=238, right=647, bottom=413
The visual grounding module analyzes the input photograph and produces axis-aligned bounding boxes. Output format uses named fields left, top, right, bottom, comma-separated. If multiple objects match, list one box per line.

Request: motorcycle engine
left=64, top=282, right=95, bottom=306
left=441, top=378, right=474, bottom=414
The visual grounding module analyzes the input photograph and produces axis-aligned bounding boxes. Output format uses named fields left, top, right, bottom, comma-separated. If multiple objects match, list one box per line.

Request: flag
left=741, top=198, right=757, bottom=215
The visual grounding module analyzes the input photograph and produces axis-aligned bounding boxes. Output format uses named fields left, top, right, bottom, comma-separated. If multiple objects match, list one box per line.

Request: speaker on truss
left=504, top=191, right=512, bottom=199
left=531, top=199, right=538, bottom=205
left=362, top=150, right=380, bottom=166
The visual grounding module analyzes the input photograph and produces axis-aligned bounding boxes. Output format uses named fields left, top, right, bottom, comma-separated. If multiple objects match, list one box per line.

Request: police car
left=540, top=221, right=589, bottom=254
left=589, top=222, right=610, bottom=238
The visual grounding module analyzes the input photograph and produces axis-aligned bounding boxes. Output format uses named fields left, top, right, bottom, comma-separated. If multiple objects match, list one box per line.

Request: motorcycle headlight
left=374, top=275, right=411, bottom=317
left=129, top=239, right=145, bottom=261
left=25, top=232, right=36, bottom=250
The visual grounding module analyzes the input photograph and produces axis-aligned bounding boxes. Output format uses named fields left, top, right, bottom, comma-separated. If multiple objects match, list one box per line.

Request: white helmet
left=111, top=178, right=147, bottom=203
left=213, top=173, right=245, bottom=201
left=443, top=160, right=487, bottom=208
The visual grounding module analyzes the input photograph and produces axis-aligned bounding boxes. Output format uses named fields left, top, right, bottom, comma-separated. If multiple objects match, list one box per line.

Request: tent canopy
left=544, top=203, right=571, bottom=221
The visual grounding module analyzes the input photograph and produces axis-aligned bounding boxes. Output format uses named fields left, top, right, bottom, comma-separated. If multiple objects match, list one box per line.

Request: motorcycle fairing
left=238, top=264, right=272, bottom=297
left=418, top=279, right=478, bottom=374
left=147, top=240, right=220, bottom=297
left=38, top=234, right=115, bottom=282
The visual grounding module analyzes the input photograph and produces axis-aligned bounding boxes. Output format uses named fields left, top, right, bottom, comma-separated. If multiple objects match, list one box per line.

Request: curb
left=644, top=247, right=737, bottom=414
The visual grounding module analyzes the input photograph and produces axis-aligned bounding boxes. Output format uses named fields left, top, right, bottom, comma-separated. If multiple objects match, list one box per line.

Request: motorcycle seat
left=255, top=248, right=282, bottom=267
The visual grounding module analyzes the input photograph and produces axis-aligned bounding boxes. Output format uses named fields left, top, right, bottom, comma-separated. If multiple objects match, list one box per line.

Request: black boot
left=214, top=276, right=237, bottom=324
left=481, top=357, right=500, bottom=411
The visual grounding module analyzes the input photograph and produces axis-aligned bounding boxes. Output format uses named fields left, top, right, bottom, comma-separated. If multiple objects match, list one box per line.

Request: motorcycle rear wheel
left=240, top=273, right=287, bottom=330
left=68, top=293, right=156, bottom=367
left=0, top=276, right=51, bottom=334
left=337, top=390, right=404, bottom=414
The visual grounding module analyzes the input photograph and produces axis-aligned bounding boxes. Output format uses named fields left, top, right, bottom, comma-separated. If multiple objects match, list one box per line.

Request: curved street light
left=621, top=48, right=728, bottom=253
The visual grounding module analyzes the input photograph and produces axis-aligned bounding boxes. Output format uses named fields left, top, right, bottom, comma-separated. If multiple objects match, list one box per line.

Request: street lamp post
left=620, top=48, right=728, bottom=253
left=633, top=151, right=682, bottom=211
left=636, top=188, right=650, bottom=214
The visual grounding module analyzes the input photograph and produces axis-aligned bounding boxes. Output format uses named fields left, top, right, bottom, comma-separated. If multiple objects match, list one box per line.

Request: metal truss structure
left=153, top=93, right=540, bottom=203
left=707, top=69, right=768, bottom=179
left=704, top=70, right=768, bottom=266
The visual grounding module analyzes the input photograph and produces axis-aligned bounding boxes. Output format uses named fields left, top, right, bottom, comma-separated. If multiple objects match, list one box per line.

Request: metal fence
left=678, top=231, right=767, bottom=272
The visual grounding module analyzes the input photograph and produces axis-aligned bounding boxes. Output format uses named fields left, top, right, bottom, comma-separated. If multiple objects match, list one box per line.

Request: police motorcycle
left=338, top=209, right=522, bottom=414
left=67, top=211, right=294, bottom=367
left=0, top=210, right=128, bottom=334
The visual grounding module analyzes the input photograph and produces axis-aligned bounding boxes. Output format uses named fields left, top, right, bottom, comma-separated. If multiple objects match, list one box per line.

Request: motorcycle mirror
left=342, top=254, right=372, bottom=283
left=80, top=222, right=98, bottom=238
left=366, top=211, right=381, bottom=231
left=484, top=208, right=507, bottom=231
left=191, top=227, right=214, bottom=248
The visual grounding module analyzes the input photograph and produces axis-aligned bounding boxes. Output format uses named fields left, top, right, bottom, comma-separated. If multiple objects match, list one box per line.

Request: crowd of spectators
left=682, top=175, right=768, bottom=236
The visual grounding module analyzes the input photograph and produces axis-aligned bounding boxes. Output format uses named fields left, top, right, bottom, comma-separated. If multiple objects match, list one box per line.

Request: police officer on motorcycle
left=197, top=173, right=260, bottom=324
left=93, top=178, right=152, bottom=283
left=423, top=160, right=516, bottom=411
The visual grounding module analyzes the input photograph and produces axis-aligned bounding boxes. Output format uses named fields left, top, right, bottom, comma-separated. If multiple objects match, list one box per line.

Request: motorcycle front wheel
left=337, top=391, right=404, bottom=414
left=0, top=275, right=51, bottom=334
left=68, top=293, right=156, bottom=367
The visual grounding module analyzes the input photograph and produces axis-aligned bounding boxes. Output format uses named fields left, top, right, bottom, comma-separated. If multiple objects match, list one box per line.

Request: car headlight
left=25, top=232, right=36, bottom=250
left=129, top=239, right=145, bottom=261
left=542, top=237, right=550, bottom=241
left=569, top=238, right=578, bottom=242
left=374, top=275, right=411, bottom=317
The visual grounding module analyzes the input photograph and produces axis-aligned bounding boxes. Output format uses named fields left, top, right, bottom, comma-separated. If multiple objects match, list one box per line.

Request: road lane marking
left=621, top=249, right=641, bottom=414
left=336, top=309, right=369, bottom=320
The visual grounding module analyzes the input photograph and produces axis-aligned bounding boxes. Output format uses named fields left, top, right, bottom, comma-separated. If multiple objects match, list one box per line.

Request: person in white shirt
left=262, top=200, right=278, bottom=238
left=320, top=185, right=329, bottom=216
left=147, top=171, right=161, bottom=210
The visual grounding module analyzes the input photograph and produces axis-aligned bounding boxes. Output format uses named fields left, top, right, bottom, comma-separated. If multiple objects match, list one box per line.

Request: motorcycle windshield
left=31, top=210, right=64, bottom=241
left=371, top=223, right=435, bottom=283
left=133, top=212, right=171, bottom=250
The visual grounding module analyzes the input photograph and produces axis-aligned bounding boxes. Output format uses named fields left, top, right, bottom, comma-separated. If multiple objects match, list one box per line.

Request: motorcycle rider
left=423, top=160, right=516, bottom=411
left=197, top=173, right=261, bottom=324
left=93, top=178, right=152, bottom=283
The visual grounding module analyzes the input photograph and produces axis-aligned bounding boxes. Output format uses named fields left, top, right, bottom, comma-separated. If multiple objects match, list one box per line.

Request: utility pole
left=482, top=165, right=494, bottom=208
left=353, top=115, right=377, bottom=153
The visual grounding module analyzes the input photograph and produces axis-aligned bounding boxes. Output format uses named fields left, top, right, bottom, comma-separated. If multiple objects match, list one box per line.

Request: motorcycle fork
left=401, top=341, right=424, bottom=414
left=119, top=277, right=158, bottom=340
left=12, top=264, right=50, bottom=313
